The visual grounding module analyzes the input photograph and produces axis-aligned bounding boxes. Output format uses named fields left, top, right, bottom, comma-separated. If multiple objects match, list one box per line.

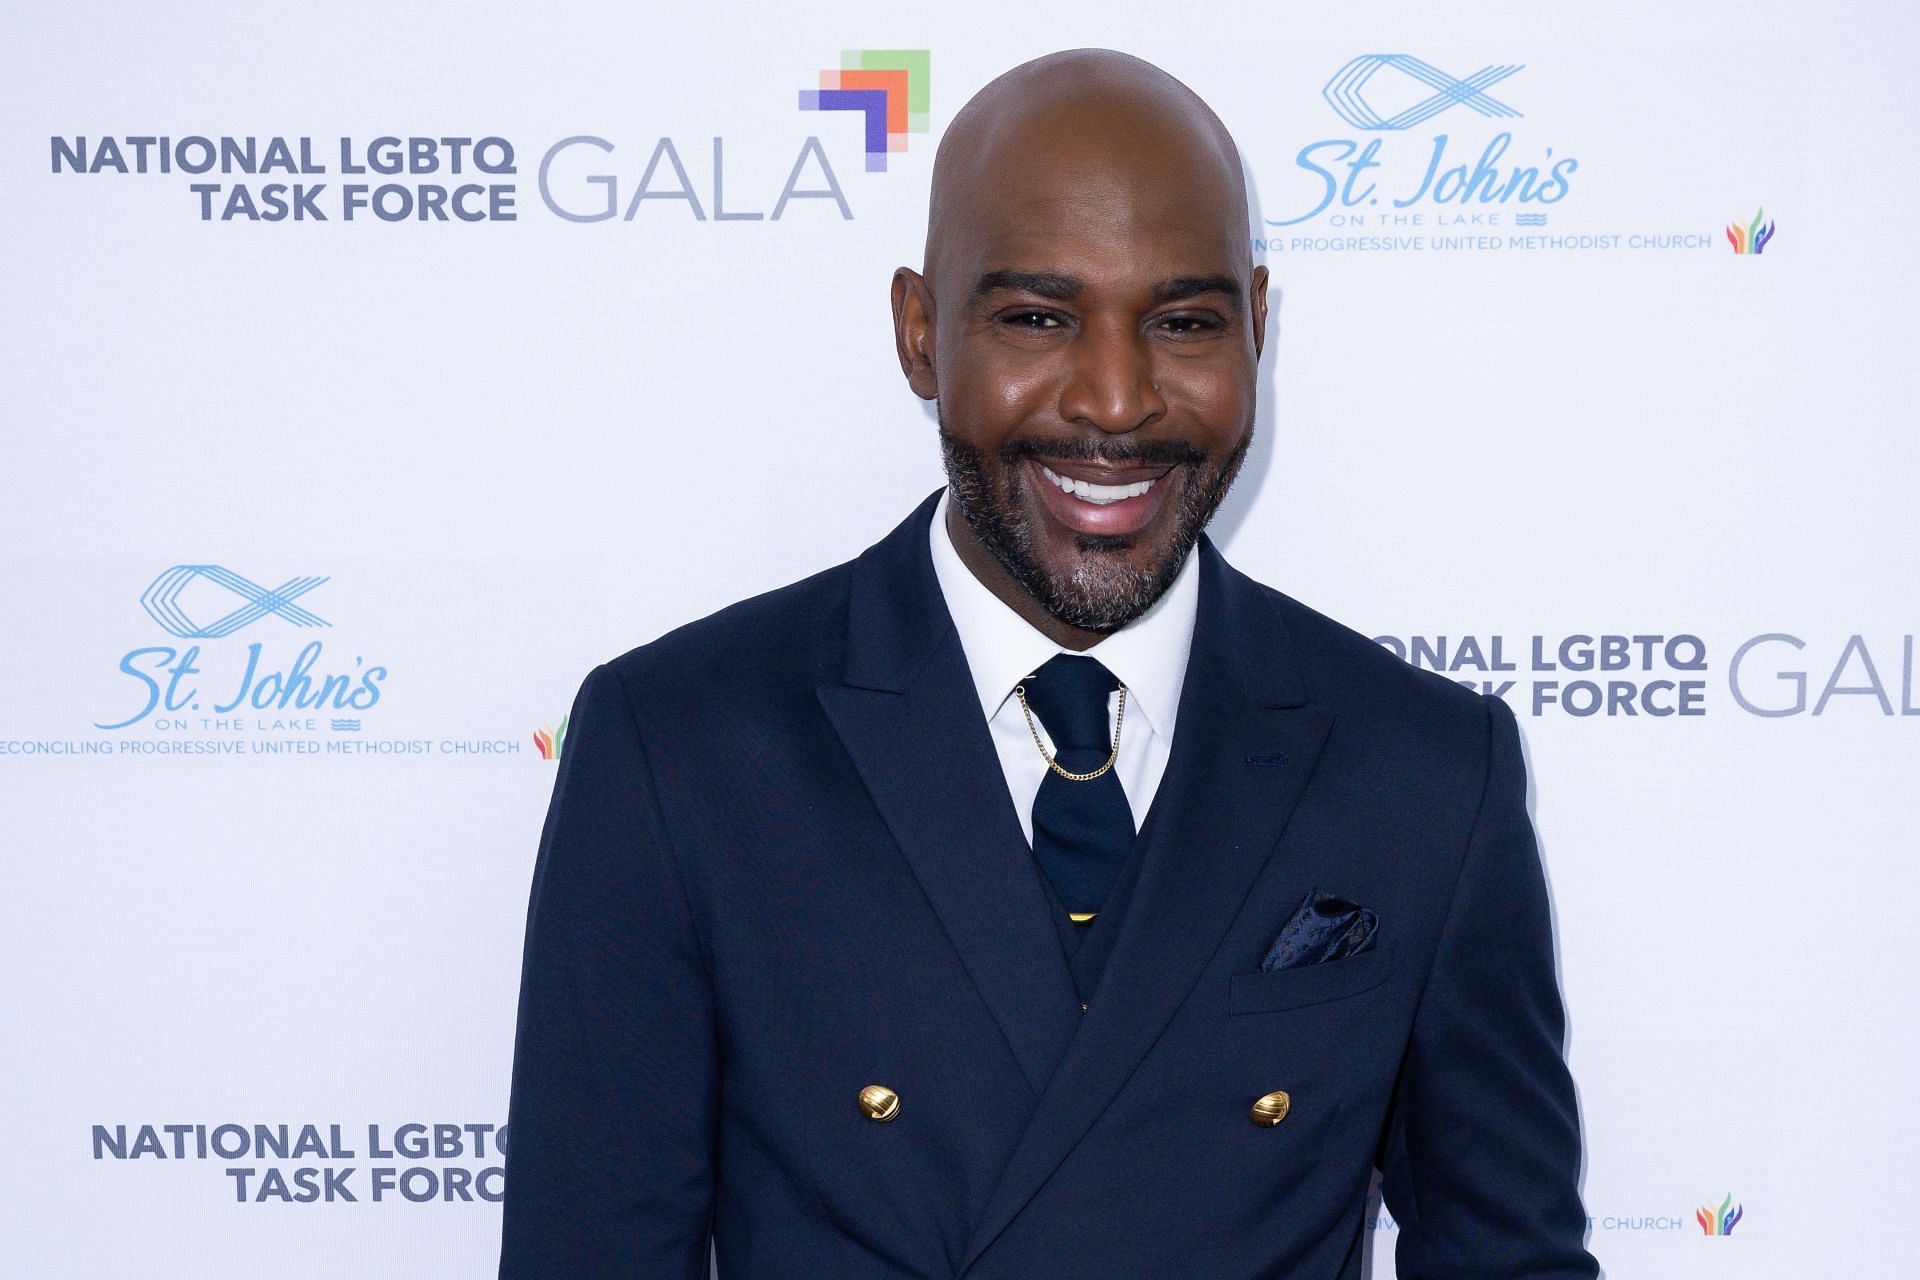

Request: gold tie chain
left=1012, top=682, right=1127, bottom=782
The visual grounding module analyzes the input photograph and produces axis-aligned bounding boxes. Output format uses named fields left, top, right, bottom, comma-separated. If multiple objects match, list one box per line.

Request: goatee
left=938, top=417, right=1249, bottom=633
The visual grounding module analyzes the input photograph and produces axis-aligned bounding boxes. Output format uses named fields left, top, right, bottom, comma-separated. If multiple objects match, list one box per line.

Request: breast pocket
left=1227, top=943, right=1394, bottom=1015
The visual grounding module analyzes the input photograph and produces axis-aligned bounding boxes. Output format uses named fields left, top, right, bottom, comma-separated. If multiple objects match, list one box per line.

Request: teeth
left=1038, top=463, right=1156, bottom=505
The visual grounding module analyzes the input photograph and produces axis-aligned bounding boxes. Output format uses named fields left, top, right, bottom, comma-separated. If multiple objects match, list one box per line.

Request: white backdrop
left=4, top=2, right=1916, bottom=1276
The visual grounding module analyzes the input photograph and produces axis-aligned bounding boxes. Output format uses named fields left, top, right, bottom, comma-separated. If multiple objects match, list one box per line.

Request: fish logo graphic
left=140, top=565, right=329, bottom=638
left=1322, top=54, right=1523, bottom=132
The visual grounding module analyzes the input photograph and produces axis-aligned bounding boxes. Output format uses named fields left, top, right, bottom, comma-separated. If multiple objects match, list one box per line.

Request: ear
left=1249, top=263, right=1270, bottom=362
left=891, top=267, right=939, bottom=400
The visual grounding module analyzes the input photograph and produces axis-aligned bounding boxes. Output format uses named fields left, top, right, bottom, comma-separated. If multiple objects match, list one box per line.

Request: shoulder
left=1217, top=557, right=1523, bottom=882
left=1217, top=551, right=1501, bottom=777
left=1271, top=582, right=1483, bottom=721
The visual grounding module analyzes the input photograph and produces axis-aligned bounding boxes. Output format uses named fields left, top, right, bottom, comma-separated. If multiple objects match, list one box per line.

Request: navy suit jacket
left=498, top=491, right=1597, bottom=1279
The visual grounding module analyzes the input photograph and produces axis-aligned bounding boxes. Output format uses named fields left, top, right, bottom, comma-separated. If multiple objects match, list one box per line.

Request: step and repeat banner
left=3, top=2, right=1914, bottom=1276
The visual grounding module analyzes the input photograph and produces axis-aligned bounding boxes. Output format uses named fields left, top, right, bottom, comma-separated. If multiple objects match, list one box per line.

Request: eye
left=1158, top=314, right=1223, bottom=336
left=999, top=309, right=1064, bottom=331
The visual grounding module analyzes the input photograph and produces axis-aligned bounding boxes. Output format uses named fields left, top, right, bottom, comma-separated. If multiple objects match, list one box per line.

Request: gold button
left=858, top=1084, right=900, bottom=1123
left=1250, top=1090, right=1291, bottom=1126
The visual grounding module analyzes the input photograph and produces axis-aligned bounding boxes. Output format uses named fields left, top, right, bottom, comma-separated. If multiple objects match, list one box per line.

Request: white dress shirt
left=927, top=487, right=1200, bottom=847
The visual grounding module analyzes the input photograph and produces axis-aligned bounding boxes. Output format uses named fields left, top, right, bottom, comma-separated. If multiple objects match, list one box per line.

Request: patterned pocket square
left=1260, top=888, right=1379, bottom=973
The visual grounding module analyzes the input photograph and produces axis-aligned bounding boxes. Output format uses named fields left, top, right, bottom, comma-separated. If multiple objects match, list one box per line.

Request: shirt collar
left=927, top=487, right=1199, bottom=741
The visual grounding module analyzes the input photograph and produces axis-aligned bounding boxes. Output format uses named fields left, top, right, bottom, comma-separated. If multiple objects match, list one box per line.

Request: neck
left=944, top=498, right=1109, bottom=652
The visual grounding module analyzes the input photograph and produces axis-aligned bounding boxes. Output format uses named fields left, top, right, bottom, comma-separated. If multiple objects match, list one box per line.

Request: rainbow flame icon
left=1696, top=1192, right=1743, bottom=1236
left=1725, top=208, right=1774, bottom=255
left=799, top=50, right=930, bottom=172
left=534, top=714, right=568, bottom=762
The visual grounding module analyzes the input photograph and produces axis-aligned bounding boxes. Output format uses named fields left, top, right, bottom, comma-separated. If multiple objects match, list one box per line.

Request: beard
left=938, top=413, right=1250, bottom=633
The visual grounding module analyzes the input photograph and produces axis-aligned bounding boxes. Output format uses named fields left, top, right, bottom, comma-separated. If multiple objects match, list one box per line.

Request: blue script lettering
left=1398, top=133, right=1577, bottom=208
left=95, top=645, right=202, bottom=730
left=1268, top=139, right=1383, bottom=226
left=1271, top=133, right=1578, bottom=226
left=213, top=641, right=387, bottom=714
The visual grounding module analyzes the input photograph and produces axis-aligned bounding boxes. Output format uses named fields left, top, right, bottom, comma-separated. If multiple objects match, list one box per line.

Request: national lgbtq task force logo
left=1726, top=207, right=1775, bottom=254
left=56, top=48, right=931, bottom=225
left=1696, top=1192, right=1743, bottom=1236
left=799, top=50, right=930, bottom=173
left=533, top=715, right=568, bottom=762
left=1370, top=631, right=1920, bottom=718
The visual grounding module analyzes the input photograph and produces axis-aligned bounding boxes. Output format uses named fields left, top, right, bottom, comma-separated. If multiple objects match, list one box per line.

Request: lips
left=1026, top=457, right=1174, bottom=537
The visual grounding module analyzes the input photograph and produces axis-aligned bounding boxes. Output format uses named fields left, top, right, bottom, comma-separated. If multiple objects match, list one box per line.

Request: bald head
left=889, top=49, right=1267, bottom=645
left=924, top=48, right=1251, bottom=287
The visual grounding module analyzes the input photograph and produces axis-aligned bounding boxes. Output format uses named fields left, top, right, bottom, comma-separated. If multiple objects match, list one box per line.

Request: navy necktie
left=1022, top=654, right=1135, bottom=922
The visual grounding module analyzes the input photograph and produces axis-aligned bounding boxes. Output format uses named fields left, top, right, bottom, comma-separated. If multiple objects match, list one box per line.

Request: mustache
left=999, top=435, right=1207, bottom=467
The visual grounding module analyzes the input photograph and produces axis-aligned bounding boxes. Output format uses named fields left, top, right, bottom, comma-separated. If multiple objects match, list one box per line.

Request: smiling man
left=499, top=49, right=1598, bottom=1280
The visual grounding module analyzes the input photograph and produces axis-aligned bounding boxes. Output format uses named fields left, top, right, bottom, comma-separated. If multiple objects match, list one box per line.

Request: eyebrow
left=969, top=269, right=1242, bottom=306
left=971, top=270, right=1079, bottom=302
left=1152, top=274, right=1242, bottom=305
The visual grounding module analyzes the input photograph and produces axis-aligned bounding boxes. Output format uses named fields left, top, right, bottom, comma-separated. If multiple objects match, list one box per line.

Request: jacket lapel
left=817, top=492, right=1082, bottom=1097
left=959, top=537, right=1336, bottom=1273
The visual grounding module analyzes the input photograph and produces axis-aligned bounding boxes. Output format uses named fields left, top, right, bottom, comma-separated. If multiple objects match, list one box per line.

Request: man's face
left=898, top=119, right=1267, bottom=633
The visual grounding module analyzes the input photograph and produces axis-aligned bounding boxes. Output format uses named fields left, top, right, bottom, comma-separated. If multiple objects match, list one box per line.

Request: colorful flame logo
left=1725, top=208, right=1774, bottom=255
left=533, top=713, right=568, bottom=762
left=1696, top=1192, right=1743, bottom=1236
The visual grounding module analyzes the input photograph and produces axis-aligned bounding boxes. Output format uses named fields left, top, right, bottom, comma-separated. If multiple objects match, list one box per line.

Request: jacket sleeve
left=498, top=663, right=717, bottom=1279
left=1378, top=693, right=1599, bottom=1279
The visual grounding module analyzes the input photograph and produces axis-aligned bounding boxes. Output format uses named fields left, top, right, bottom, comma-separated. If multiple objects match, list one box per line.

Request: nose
left=1056, top=317, right=1168, bottom=434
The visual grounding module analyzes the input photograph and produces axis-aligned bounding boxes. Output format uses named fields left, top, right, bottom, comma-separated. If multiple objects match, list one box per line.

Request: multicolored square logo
left=799, top=50, right=930, bottom=172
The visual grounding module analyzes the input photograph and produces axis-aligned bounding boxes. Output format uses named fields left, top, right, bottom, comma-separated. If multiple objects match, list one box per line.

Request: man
left=499, top=48, right=1597, bottom=1280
